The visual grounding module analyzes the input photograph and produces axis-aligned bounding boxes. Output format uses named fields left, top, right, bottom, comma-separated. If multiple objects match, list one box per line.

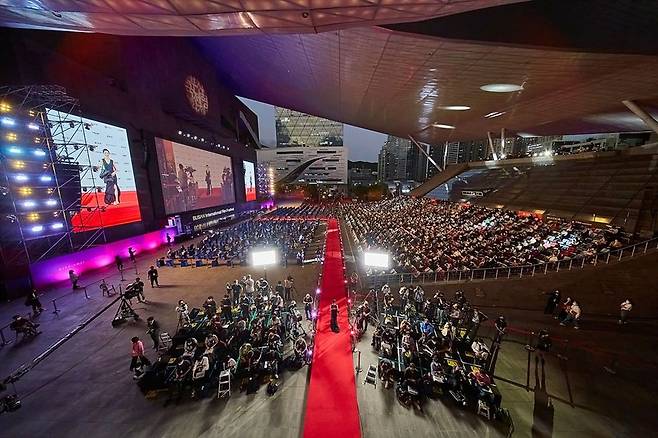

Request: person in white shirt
left=560, top=301, right=581, bottom=329
left=245, top=275, right=255, bottom=296
left=471, top=338, right=489, bottom=362
left=619, top=299, right=633, bottom=325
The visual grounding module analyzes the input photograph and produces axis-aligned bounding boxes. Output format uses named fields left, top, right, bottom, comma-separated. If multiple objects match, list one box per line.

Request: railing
left=364, top=237, right=658, bottom=288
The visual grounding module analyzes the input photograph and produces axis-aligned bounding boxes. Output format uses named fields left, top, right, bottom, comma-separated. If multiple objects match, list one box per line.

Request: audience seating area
left=425, top=151, right=658, bottom=236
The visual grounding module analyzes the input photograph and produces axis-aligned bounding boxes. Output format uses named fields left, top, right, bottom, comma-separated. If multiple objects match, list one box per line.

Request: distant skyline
left=239, top=97, right=387, bottom=162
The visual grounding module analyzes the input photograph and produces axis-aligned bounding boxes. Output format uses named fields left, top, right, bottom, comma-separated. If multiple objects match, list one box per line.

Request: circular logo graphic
left=184, top=75, right=209, bottom=115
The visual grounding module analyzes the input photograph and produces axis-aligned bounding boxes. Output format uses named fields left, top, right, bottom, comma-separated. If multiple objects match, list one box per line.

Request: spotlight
left=84, top=123, right=91, bottom=130
left=68, top=121, right=75, bottom=128
left=27, top=123, right=39, bottom=130
left=15, top=174, right=28, bottom=182
left=12, top=160, right=25, bottom=169
left=33, top=149, right=46, bottom=157
left=89, top=145, right=96, bottom=152
left=1, top=117, right=15, bottom=126
left=178, top=131, right=182, bottom=135
left=31, top=225, right=44, bottom=233
left=23, top=200, right=36, bottom=208
left=27, top=213, right=40, bottom=222
left=6, top=133, right=17, bottom=141
left=0, top=102, right=11, bottom=112
left=316, top=288, right=321, bottom=295
left=193, top=136, right=198, bottom=140
left=51, top=222, right=64, bottom=230
left=45, top=199, right=58, bottom=207
left=8, top=147, right=22, bottom=154
left=73, top=145, right=79, bottom=150
left=19, top=187, right=33, bottom=196
left=34, top=137, right=41, bottom=143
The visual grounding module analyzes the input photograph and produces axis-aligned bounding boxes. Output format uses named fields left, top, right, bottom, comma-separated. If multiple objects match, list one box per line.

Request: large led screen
left=243, top=160, right=256, bottom=201
left=155, top=138, right=235, bottom=214
left=46, top=110, right=142, bottom=232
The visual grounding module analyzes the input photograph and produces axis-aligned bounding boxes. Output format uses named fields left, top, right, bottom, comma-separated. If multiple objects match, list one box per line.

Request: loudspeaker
left=53, top=163, right=82, bottom=211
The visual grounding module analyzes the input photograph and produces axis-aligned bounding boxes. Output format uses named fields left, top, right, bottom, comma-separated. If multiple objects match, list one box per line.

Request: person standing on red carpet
left=330, top=299, right=339, bottom=332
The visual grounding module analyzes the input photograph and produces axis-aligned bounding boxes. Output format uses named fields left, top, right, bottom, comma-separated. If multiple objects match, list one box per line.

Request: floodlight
left=364, top=251, right=390, bottom=269
left=251, top=249, right=277, bottom=267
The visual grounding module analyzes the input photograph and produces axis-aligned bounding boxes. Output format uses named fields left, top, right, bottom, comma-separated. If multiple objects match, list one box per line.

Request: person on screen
left=205, top=165, right=212, bottom=196
left=177, top=163, right=189, bottom=210
left=97, top=148, right=121, bottom=205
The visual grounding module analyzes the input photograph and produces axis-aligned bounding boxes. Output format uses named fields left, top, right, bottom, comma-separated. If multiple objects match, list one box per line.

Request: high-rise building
left=377, top=135, right=427, bottom=182
left=275, top=107, right=343, bottom=147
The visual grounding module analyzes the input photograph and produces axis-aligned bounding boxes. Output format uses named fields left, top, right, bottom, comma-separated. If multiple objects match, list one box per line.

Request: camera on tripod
left=124, top=279, right=143, bottom=301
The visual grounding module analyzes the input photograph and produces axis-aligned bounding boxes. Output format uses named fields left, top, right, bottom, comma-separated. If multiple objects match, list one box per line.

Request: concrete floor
left=1, top=220, right=657, bottom=437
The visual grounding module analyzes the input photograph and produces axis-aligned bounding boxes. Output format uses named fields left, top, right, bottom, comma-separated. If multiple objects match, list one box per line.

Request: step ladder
left=363, top=364, right=377, bottom=387
left=158, top=332, right=172, bottom=352
left=217, top=370, right=231, bottom=399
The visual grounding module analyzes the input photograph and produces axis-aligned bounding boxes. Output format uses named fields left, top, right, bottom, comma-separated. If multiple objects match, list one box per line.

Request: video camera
left=124, top=280, right=143, bottom=300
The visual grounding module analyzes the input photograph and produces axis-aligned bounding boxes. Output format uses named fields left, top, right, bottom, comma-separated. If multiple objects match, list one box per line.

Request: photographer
left=131, top=277, right=146, bottom=303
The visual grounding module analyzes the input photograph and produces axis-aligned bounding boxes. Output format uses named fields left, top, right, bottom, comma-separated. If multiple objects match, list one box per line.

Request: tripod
left=112, top=294, right=140, bottom=327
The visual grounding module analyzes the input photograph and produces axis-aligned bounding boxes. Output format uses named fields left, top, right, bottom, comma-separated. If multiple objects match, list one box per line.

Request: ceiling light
left=432, top=123, right=456, bottom=129
left=440, top=105, right=470, bottom=111
left=484, top=111, right=506, bottom=119
left=480, top=83, right=523, bottom=93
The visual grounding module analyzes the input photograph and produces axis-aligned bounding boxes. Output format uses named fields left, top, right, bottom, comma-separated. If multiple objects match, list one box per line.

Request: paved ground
left=1, top=218, right=657, bottom=437
left=0, top=231, right=322, bottom=437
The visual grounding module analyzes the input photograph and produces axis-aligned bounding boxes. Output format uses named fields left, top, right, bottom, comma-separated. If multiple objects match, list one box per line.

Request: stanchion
left=52, top=299, right=60, bottom=315
left=355, top=349, right=362, bottom=373
left=83, top=287, right=90, bottom=300
left=0, top=327, right=12, bottom=347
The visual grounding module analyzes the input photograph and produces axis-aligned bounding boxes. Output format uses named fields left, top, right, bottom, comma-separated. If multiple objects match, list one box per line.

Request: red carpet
left=71, top=191, right=141, bottom=232
left=303, top=218, right=361, bottom=438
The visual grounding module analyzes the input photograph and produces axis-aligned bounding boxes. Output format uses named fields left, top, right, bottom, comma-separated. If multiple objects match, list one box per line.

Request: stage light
left=12, top=160, right=25, bottom=169
left=0, top=102, right=11, bottom=112
left=19, top=187, right=33, bottom=196
left=51, top=222, right=64, bottom=230
left=34, top=137, right=40, bottom=143
left=251, top=249, right=277, bottom=267
left=27, top=123, right=40, bottom=130
left=47, top=188, right=54, bottom=194
left=364, top=251, right=390, bottom=269
left=27, top=213, right=40, bottom=222
left=84, top=123, right=91, bottom=130
left=31, top=225, right=44, bottom=233
left=15, top=174, right=28, bottom=182
left=316, top=288, right=321, bottom=295
left=177, top=130, right=182, bottom=135
left=40, top=175, right=52, bottom=182
left=28, top=110, right=35, bottom=117
left=6, top=132, right=17, bottom=141
left=68, top=121, right=75, bottom=128
left=33, top=149, right=46, bottom=157
left=8, top=146, right=22, bottom=154
left=23, top=200, right=36, bottom=208
left=45, top=199, right=57, bottom=207
left=1, top=117, right=15, bottom=126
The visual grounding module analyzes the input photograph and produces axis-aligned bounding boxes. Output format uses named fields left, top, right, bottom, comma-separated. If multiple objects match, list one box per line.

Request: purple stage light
left=30, top=226, right=177, bottom=288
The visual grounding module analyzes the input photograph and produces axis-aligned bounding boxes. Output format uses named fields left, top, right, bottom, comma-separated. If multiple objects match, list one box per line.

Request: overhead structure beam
left=622, top=100, right=658, bottom=136
left=408, top=135, right=442, bottom=172
left=500, top=128, right=506, bottom=158
left=487, top=131, right=499, bottom=160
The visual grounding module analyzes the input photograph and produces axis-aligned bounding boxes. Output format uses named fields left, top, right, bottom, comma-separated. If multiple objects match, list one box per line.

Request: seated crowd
left=134, top=273, right=315, bottom=401
left=266, top=203, right=335, bottom=218
left=354, top=284, right=504, bottom=415
left=343, top=197, right=626, bottom=275
left=164, top=218, right=320, bottom=267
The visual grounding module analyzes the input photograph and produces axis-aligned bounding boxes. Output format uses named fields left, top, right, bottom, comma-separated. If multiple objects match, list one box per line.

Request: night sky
left=239, top=97, right=386, bottom=163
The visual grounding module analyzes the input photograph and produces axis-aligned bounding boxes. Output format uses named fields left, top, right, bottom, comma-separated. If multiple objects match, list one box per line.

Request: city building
left=377, top=135, right=427, bottom=182
left=256, top=145, right=347, bottom=196
left=275, top=107, right=343, bottom=147
left=348, top=161, right=378, bottom=187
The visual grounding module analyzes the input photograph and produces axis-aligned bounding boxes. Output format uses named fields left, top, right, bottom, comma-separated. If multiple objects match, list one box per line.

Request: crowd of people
left=131, top=273, right=315, bottom=401
left=352, top=283, right=504, bottom=415
left=164, top=218, right=320, bottom=267
left=343, top=197, right=625, bottom=275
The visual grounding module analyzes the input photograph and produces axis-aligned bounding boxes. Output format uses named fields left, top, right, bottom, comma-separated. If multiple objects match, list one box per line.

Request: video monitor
left=154, top=138, right=235, bottom=214
left=243, top=160, right=256, bottom=201
left=46, top=109, right=142, bottom=232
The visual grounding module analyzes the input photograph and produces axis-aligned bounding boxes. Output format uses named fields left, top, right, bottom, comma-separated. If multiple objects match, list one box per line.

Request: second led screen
left=155, top=138, right=235, bottom=214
